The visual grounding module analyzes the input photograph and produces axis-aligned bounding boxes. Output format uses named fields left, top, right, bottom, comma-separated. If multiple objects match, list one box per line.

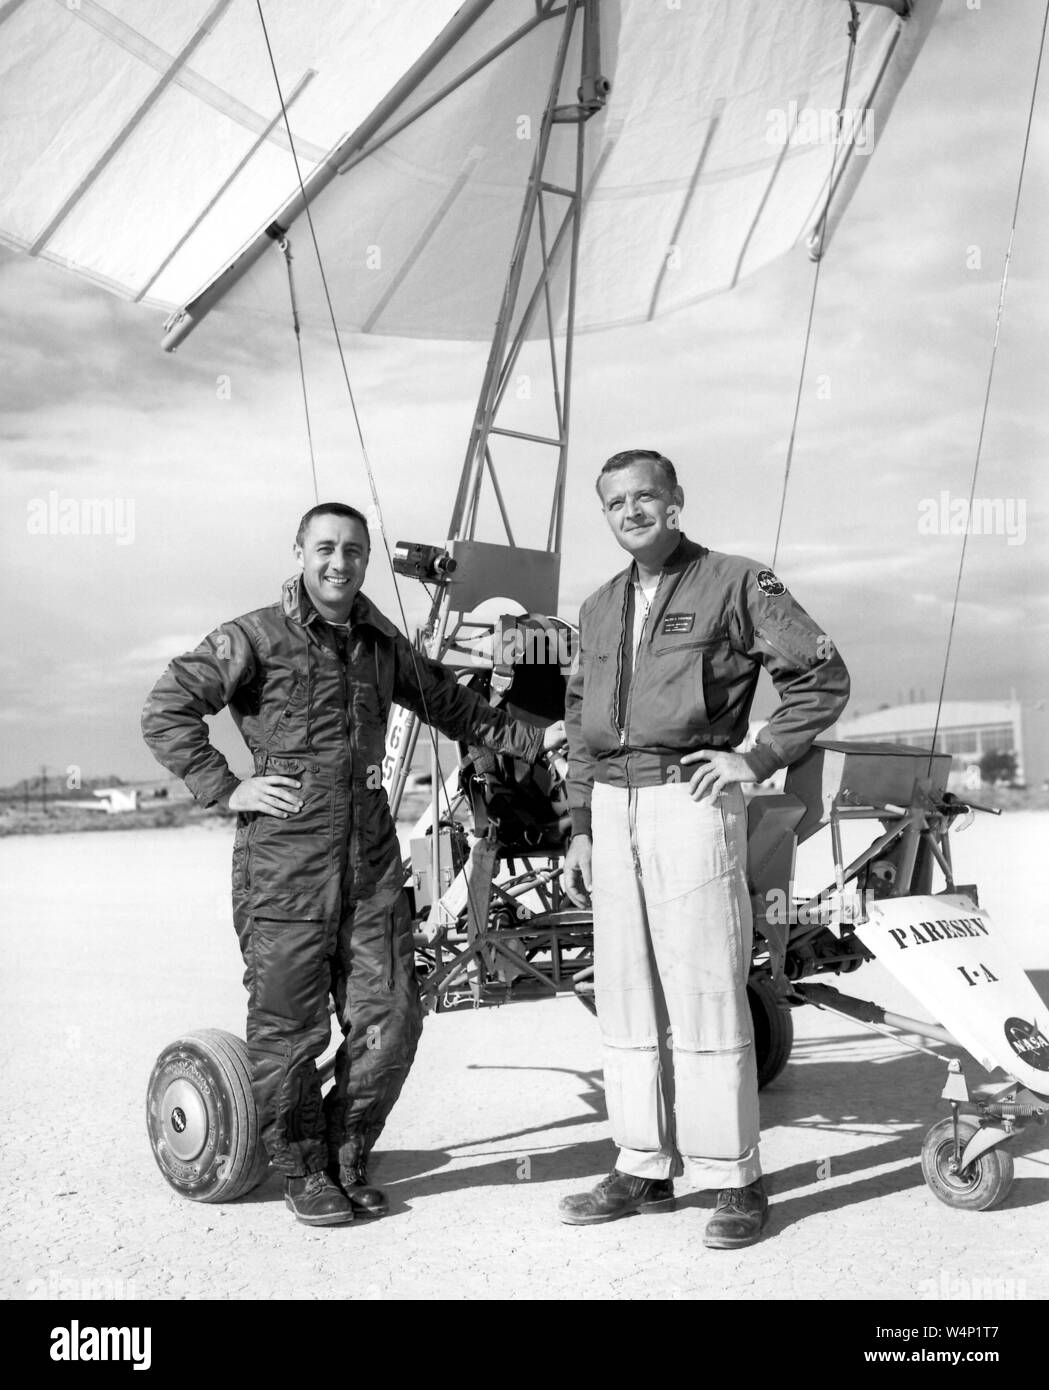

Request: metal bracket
left=446, top=539, right=561, bottom=615
left=959, top=1124, right=1012, bottom=1172
left=941, top=1057, right=970, bottom=1104
left=420, top=836, right=499, bottom=946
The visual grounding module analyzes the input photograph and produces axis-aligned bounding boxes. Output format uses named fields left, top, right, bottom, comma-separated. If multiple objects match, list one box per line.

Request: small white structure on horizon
left=53, top=787, right=139, bottom=814
left=93, top=787, right=139, bottom=813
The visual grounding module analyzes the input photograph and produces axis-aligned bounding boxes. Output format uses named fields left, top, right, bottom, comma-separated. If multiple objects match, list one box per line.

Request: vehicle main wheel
left=920, top=1116, right=1014, bottom=1211
left=146, top=1029, right=269, bottom=1203
left=748, top=976, right=794, bottom=1089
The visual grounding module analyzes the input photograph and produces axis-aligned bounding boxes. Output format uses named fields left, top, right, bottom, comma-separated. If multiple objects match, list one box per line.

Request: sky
left=1, top=0, right=1047, bottom=788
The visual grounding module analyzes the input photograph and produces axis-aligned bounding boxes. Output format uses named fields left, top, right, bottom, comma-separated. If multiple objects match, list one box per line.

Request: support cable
left=276, top=235, right=319, bottom=504
left=255, top=0, right=459, bottom=825
left=927, top=0, right=1048, bottom=774
left=771, top=2, right=860, bottom=569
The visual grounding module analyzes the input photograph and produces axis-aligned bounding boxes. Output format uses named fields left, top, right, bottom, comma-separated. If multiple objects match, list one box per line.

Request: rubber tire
left=748, top=976, right=794, bottom=1090
left=146, top=1029, right=269, bottom=1203
left=920, top=1116, right=1014, bottom=1212
left=576, top=975, right=793, bottom=1089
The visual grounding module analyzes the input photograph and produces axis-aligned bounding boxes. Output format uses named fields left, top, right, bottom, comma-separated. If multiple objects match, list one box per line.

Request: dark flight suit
left=143, top=576, right=544, bottom=1177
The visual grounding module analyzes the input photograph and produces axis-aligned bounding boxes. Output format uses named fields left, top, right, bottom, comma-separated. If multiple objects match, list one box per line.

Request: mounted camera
left=392, top=541, right=457, bottom=583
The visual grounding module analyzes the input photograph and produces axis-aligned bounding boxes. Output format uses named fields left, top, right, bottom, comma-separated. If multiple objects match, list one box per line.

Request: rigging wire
left=254, top=0, right=459, bottom=828
left=926, top=0, right=1049, bottom=775
left=277, top=235, right=320, bottom=504
left=771, top=1, right=860, bottom=570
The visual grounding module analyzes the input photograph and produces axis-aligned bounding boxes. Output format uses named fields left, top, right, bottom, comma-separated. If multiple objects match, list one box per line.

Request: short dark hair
left=596, top=449, right=678, bottom=497
left=295, top=502, right=371, bottom=549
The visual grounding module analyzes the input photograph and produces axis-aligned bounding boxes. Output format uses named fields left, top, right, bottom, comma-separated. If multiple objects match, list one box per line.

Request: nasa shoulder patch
left=756, top=569, right=785, bottom=597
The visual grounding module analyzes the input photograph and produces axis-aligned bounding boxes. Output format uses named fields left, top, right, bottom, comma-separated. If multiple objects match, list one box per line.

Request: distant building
left=53, top=787, right=140, bottom=814
left=92, top=787, right=139, bottom=813
left=830, top=699, right=1025, bottom=790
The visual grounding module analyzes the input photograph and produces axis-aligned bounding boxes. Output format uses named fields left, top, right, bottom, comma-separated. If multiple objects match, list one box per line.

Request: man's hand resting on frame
left=543, top=719, right=568, bottom=755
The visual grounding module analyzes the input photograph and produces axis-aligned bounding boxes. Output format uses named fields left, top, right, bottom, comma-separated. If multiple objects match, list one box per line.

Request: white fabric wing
left=0, top=0, right=940, bottom=342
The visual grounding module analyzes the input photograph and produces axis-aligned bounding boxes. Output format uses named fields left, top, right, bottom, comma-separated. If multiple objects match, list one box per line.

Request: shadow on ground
left=438, top=1043, right=1042, bottom=1217
left=236, top=1019, right=1049, bottom=1223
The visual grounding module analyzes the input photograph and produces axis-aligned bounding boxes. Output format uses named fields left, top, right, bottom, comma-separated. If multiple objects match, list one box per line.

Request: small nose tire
left=920, top=1116, right=1014, bottom=1211
left=146, top=1029, right=269, bottom=1203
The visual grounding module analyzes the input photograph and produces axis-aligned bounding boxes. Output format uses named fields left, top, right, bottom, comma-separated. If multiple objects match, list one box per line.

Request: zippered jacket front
left=142, top=574, right=543, bottom=799
left=141, top=574, right=545, bottom=896
left=564, top=535, right=850, bottom=836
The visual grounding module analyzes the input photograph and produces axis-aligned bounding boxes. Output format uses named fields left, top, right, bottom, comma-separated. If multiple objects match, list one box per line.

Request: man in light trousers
left=560, top=449, right=849, bottom=1246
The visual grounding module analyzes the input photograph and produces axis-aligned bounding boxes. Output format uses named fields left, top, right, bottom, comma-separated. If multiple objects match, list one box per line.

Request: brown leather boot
left=558, top=1170, right=676, bottom=1226
left=330, top=1133, right=389, bottom=1217
left=339, top=1159, right=389, bottom=1218
left=702, top=1177, right=768, bottom=1249
left=284, top=1171, right=355, bottom=1227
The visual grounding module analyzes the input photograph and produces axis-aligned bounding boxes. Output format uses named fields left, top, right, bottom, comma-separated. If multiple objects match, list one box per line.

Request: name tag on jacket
left=662, top=612, right=695, bottom=635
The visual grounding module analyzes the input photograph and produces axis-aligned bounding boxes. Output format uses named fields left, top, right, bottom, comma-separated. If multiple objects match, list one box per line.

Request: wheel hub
left=160, top=1078, right=209, bottom=1161
left=935, top=1141, right=978, bottom=1191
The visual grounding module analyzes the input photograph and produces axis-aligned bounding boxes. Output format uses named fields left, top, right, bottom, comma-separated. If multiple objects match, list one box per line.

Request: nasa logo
left=1003, top=1017, right=1049, bottom=1072
left=756, top=569, right=785, bottom=596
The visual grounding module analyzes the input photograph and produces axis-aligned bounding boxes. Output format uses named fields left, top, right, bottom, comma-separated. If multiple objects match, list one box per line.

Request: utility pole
left=40, top=764, right=49, bottom=814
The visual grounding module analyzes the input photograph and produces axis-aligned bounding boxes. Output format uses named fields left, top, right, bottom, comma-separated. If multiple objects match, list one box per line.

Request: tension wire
left=256, top=0, right=459, bottom=827
left=927, top=0, right=1048, bottom=774
left=771, top=2, right=860, bottom=570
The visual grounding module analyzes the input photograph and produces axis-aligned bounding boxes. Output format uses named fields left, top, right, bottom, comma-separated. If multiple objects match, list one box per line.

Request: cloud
left=121, top=635, right=205, bottom=667
left=1, top=0, right=1047, bottom=782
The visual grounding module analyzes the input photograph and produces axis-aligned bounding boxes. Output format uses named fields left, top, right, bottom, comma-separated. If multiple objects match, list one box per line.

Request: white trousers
left=591, top=780, right=761, bottom=1188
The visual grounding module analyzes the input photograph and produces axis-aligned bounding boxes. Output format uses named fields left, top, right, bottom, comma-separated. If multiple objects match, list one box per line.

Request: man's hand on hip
left=679, top=750, right=754, bottom=802
left=563, top=833, right=592, bottom=909
left=228, top=776, right=303, bottom=817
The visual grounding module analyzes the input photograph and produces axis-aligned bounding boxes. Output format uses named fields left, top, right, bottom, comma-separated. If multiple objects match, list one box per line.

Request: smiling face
left=597, top=458, right=684, bottom=566
left=295, top=512, right=370, bottom=621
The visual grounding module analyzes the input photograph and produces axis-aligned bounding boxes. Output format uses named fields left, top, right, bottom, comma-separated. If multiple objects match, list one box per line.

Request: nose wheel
left=920, top=1116, right=1014, bottom=1211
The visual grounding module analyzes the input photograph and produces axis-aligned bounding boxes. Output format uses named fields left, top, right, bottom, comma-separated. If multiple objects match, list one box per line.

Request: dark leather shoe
left=559, top=1170, right=675, bottom=1226
left=338, top=1162, right=389, bottom=1218
left=703, top=1177, right=768, bottom=1249
left=284, top=1171, right=355, bottom=1227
